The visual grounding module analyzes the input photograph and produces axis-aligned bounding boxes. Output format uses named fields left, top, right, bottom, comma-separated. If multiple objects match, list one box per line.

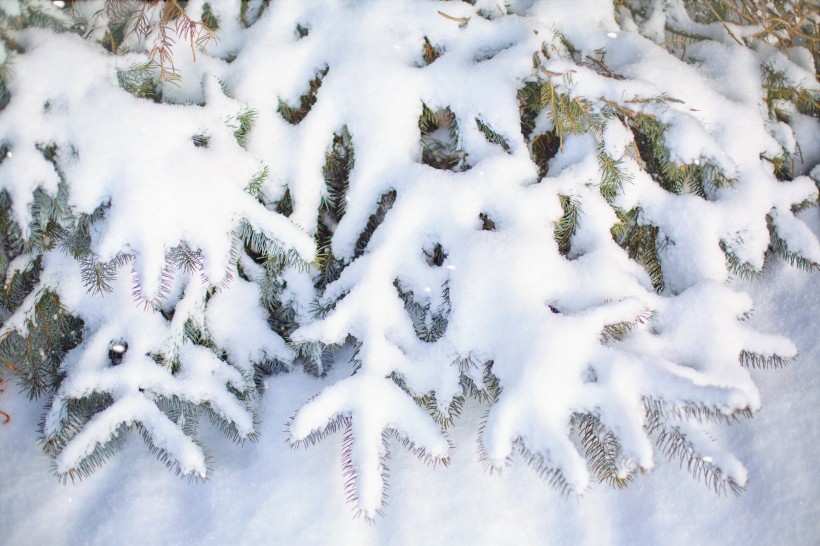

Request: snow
left=0, top=258, right=817, bottom=544
left=0, top=0, right=818, bottom=539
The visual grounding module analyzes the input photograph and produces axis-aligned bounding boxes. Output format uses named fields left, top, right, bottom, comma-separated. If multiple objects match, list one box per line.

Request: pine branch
left=739, top=350, right=793, bottom=369
left=419, top=104, right=467, bottom=171
left=530, top=131, right=560, bottom=178
left=720, top=241, right=762, bottom=280
left=611, top=208, right=665, bottom=293
left=0, top=290, right=80, bottom=400
left=116, top=62, right=159, bottom=101
left=645, top=410, right=745, bottom=496
left=577, top=414, right=636, bottom=488
left=459, top=357, right=501, bottom=404
left=554, top=194, right=581, bottom=256
left=200, top=3, right=219, bottom=31
left=475, top=118, right=511, bottom=152
left=768, top=216, right=820, bottom=272
left=106, top=0, right=218, bottom=82
left=231, top=108, right=257, bottom=149
left=643, top=396, right=753, bottom=425
left=516, top=440, right=573, bottom=495
left=353, top=190, right=396, bottom=258
left=597, top=143, right=632, bottom=202
left=245, top=165, right=269, bottom=200
left=314, top=128, right=353, bottom=289
left=421, top=36, right=441, bottom=65
left=278, top=67, right=327, bottom=125
left=600, top=308, right=652, bottom=343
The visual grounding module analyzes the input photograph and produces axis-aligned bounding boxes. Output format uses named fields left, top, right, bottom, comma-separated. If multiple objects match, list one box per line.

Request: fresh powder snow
left=0, top=0, right=817, bottom=542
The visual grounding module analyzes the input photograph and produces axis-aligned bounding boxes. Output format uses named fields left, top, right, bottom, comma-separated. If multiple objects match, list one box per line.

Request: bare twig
left=105, top=0, right=217, bottom=81
left=437, top=11, right=470, bottom=24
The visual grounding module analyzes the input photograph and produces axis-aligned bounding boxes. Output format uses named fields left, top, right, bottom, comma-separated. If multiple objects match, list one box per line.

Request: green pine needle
left=611, top=208, right=665, bottom=293
left=554, top=194, right=581, bottom=256
left=278, top=68, right=327, bottom=125
left=475, top=118, right=511, bottom=152
left=232, top=108, right=258, bottom=149
left=246, top=165, right=269, bottom=199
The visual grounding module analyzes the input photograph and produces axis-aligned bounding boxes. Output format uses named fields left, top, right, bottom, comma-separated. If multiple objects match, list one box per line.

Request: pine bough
left=0, top=0, right=818, bottom=521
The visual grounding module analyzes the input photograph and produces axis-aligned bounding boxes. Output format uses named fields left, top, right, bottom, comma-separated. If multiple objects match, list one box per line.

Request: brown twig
left=0, top=358, right=19, bottom=372
left=0, top=378, right=9, bottom=424
left=660, top=38, right=687, bottom=60
left=706, top=2, right=744, bottom=46
left=105, top=0, right=217, bottom=81
left=437, top=11, right=470, bottom=24
left=538, top=66, right=564, bottom=78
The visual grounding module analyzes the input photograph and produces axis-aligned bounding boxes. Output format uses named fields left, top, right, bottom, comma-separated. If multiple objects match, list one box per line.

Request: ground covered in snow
left=1, top=239, right=817, bottom=545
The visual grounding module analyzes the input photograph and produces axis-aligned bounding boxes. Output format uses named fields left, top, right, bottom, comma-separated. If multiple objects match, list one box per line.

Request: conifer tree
left=0, top=0, right=817, bottom=521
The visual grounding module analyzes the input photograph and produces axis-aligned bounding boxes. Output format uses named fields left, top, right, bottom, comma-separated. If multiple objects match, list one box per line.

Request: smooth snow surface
left=0, top=254, right=818, bottom=545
